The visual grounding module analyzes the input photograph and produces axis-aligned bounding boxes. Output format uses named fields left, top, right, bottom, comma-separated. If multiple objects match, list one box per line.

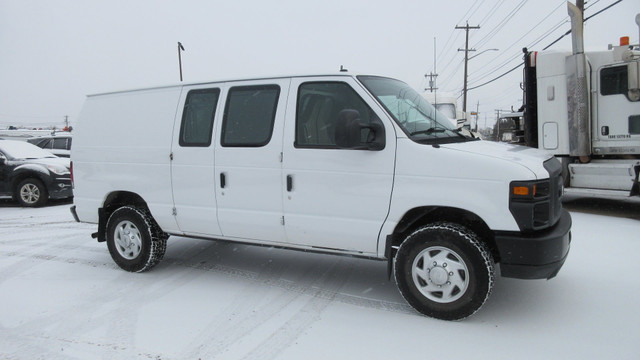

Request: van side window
left=179, top=88, right=220, bottom=147
left=221, top=85, right=280, bottom=147
left=296, top=82, right=376, bottom=148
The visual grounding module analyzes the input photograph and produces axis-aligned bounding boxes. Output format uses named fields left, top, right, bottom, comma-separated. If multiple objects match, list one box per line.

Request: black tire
left=105, top=206, right=168, bottom=272
left=16, top=178, right=48, bottom=207
left=560, top=157, right=571, bottom=187
left=394, top=222, right=494, bottom=321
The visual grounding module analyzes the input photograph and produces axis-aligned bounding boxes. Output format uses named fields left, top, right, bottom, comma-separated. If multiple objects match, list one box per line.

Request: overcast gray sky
left=1, top=0, right=638, bottom=130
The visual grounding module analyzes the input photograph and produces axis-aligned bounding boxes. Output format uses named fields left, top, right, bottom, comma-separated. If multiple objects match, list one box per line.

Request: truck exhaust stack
left=567, top=1, right=591, bottom=162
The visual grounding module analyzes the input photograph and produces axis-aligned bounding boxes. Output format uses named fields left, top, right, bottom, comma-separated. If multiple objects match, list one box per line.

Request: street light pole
left=178, top=42, right=185, bottom=82
left=468, top=48, right=499, bottom=60
left=463, top=47, right=499, bottom=129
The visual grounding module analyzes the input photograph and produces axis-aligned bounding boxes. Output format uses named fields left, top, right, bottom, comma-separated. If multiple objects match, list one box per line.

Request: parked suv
left=27, top=133, right=72, bottom=158
left=0, top=140, right=73, bottom=206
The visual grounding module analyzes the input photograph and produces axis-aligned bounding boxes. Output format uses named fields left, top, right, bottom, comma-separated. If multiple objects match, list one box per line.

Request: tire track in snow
left=239, top=259, right=354, bottom=360
left=1, top=242, right=211, bottom=360
left=181, top=256, right=327, bottom=359
left=1, top=243, right=413, bottom=314
left=0, top=223, right=92, bottom=238
left=0, top=238, right=104, bottom=288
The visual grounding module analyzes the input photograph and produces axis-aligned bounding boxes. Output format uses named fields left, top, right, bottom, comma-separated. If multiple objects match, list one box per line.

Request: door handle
left=286, top=175, right=293, bottom=192
left=220, top=173, right=226, bottom=189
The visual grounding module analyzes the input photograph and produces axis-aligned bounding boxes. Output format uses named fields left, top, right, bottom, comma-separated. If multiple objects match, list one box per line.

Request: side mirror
left=0, top=154, right=5, bottom=165
left=335, top=109, right=385, bottom=150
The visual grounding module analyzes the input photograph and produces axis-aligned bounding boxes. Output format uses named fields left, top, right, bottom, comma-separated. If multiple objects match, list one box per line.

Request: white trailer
left=422, top=92, right=463, bottom=127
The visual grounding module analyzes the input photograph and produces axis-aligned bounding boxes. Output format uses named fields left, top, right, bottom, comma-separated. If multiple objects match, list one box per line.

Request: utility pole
left=496, top=109, right=501, bottom=142
left=474, top=101, right=479, bottom=132
left=64, top=115, right=69, bottom=128
left=425, top=72, right=438, bottom=92
left=456, top=22, right=480, bottom=114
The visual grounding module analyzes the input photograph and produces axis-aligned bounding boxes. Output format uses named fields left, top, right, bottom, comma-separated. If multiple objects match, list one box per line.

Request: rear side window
left=179, top=88, right=220, bottom=147
left=53, top=138, right=69, bottom=150
left=221, top=85, right=280, bottom=147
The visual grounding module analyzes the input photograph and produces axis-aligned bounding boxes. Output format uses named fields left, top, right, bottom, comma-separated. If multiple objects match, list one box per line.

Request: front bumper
left=495, top=209, right=571, bottom=279
left=47, top=177, right=73, bottom=199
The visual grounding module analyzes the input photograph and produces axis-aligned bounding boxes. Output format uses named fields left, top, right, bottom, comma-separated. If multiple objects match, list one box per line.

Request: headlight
left=510, top=180, right=549, bottom=201
left=47, top=164, right=70, bottom=175
left=509, top=179, right=551, bottom=231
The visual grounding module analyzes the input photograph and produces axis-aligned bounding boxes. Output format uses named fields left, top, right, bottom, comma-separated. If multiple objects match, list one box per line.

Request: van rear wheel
left=106, top=206, right=168, bottom=272
left=394, top=222, right=494, bottom=320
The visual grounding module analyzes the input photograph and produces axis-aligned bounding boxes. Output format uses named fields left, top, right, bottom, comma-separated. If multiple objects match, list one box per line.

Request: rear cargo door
left=214, top=79, right=290, bottom=242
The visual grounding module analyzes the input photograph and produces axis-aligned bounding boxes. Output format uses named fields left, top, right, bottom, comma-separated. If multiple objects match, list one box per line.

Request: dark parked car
left=0, top=140, right=73, bottom=207
left=27, top=134, right=72, bottom=158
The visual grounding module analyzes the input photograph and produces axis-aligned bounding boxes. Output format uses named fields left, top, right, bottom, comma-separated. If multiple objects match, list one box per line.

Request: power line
left=473, top=0, right=528, bottom=49
left=469, top=6, right=572, bottom=86
left=440, top=1, right=564, bottom=93
left=476, top=0, right=508, bottom=27
left=435, top=0, right=485, bottom=78
left=436, top=32, right=464, bottom=76
left=438, top=59, right=465, bottom=90
left=457, top=0, right=484, bottom=25
left=467, top=62, right=522, bottom=91
left=469, top=0, right=565, bottom=79
left=543, top=0, right=623, bottom=50
left=466, top=0, right=623, bottom=92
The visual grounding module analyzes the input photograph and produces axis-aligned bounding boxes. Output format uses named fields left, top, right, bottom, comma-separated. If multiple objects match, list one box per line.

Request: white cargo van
left=71, top=74, right=571, bottom=320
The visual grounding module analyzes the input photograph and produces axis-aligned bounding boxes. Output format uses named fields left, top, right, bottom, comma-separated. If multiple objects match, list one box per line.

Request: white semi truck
left=521, top=3, right=640, bottom=196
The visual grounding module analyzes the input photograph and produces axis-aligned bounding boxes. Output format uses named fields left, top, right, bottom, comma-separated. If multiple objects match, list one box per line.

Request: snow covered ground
left=1, top=198, right=638, bottom=360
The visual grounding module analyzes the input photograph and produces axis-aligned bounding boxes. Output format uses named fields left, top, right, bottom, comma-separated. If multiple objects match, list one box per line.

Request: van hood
left=442, top=140, right=554, bottom=179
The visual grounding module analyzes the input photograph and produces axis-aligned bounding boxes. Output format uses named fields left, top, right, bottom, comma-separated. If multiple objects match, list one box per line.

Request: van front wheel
left=106, top=206, right=168, bottom=272
left=394, top=223, right=494, bottom=320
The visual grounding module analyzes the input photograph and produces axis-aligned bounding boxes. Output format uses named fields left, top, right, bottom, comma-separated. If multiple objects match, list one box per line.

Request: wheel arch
left=11, top=169, right=49, bottom=197
left=385, top=206, right=500, bottom=276
left=95, top=191, right=150, bottom=243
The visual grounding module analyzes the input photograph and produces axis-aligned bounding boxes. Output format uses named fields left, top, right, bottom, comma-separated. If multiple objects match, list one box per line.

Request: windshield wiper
left=450, top=128, right=468, bottom=139
left=410, top=127, right=446, bottom=136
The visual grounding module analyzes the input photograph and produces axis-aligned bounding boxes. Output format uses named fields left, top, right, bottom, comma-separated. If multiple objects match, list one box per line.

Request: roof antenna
left=339, top=65, right=348, bottom=72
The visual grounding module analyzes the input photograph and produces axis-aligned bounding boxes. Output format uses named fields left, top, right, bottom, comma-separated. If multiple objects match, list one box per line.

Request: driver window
left=295, top=82, right=376, bottom=148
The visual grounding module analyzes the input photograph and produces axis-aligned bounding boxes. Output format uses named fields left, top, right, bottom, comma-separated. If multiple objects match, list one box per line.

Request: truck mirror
left=335, top=109, right=385, bottom=151
left=628, top=61, right=640, bottom=101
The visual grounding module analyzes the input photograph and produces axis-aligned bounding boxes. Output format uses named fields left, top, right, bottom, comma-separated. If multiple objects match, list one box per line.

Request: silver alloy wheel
left=411, top=246, right=469, bottom=303
left=20, top=183, right=40, bottom=204
left=114, top=220, right=143, bottom=260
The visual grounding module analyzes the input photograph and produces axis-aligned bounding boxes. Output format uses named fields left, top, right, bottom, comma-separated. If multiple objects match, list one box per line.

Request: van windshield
left=358, top=76, right=471, bottom=143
